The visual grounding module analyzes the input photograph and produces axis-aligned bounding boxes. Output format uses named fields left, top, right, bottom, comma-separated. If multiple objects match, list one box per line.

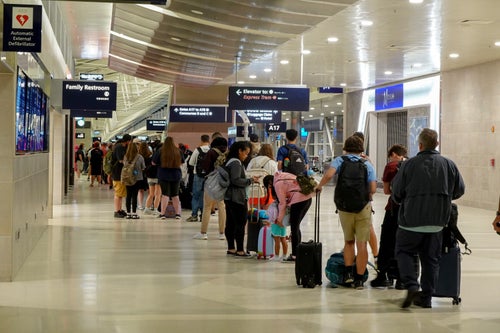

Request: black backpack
left=283, top=144, right=306, bottom=176
left=334, top=156, right=369, bottom=213
left=195, top=147, right=208, bottom=175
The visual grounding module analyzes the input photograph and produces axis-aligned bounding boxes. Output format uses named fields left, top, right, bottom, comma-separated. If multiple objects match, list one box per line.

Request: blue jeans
left=190, top=175, right=204, bottom=216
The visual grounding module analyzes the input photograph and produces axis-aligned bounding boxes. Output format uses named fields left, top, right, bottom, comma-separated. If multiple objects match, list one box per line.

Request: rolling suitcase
left=434, top=243, right=461, bottom=304
left=433, top=203, right=471, bottom=305
left=246, top=186, right=263, bottom=253
left=295, top=191, right=322, bottom=288
left=257, top=225, right=274, bottom=259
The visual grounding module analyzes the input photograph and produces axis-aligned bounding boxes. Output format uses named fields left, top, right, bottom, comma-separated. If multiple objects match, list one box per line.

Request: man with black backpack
left=277, top=129, right=309, bottom=176
left=316, top=135, right=377, bottom=289
left=186, top=134, right=210, bottom=222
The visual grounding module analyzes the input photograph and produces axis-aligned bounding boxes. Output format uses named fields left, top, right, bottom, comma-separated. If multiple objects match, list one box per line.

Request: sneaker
left=370, top=274, right=393, bottom=288
left=186, top=215, right=199, bottom=222
left=344, top=270, right=354, bottom=284
left=269, top=255, right=282, bottom=261
left=401, top=289, right=419, bottom=308
left=144, top=208, right=153, bottom=215
left=159, top=215, right=166, bottom=220
left=114, top=211, right=125, bottom=218
left=137, top=206, right=144, bottom=210
left=282, top=255, right=296, bottom=262
left=413, top=292, right=432, bottom=308
left=218, top=233, right=225, bottom=240
left=193, top=232, right=208, bottom=240
left=175, top=214, right=181, bottom=220
left=353, top=280, right=364, bottom=290
left=395, top=280, right=405, bottom=290
left=118, top=210, right=127, bottom=217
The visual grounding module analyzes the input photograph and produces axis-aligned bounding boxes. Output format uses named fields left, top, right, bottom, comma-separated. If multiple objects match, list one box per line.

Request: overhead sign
left=63, top=80, right=117, bottom=111
left=228, top=86, right=310, bottom=112
left=146, top=119, right=167, bottom=131
left=234, top=110, right=281, bottom=123
left=3, top=4, right=42, bottom=53
left=375, top=83, right=404, bottom=111
left=169, top=105, right=226, bottom=122
left=266, top=122, right=287, bottom=133
left=79, top=73, right=104, bottom=81
left=70, top=110, right=113, bottom=118
left=318, top=87, right=343, bottom=94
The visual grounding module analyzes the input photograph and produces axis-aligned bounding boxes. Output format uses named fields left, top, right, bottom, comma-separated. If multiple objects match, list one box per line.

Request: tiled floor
left=0, top=178, right=499, bottom=332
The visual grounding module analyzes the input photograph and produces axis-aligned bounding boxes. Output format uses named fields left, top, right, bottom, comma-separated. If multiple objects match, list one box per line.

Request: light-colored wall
left=0, top=71, right=49, bottom=281
left=441, top=60, right=500, bottom=210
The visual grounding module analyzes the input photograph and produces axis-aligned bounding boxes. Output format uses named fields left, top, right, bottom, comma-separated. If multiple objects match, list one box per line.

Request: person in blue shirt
left=316, top=135, right=377, bottom=289
left=276, top=129, right=309, bottom=175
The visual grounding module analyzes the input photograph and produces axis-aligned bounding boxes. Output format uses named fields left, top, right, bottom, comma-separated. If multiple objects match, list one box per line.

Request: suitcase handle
left=314, top=191, right=320, bottom=242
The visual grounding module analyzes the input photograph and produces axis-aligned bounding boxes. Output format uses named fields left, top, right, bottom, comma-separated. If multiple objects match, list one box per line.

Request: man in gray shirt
left=392, top=128, right=465, bottom=308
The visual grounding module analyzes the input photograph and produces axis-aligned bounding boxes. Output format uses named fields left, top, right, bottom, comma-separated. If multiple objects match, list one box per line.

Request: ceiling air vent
left=459, top=19, right=493, bottom=25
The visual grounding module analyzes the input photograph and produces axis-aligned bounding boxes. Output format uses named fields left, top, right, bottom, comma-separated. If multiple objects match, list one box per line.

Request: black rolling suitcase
left=433, top=203, right=471, bottom=305
left=295, top=192, right=322, bottom=288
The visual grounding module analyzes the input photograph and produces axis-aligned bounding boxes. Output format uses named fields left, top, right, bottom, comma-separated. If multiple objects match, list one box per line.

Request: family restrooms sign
left=3, top=4, right=42, bottom=53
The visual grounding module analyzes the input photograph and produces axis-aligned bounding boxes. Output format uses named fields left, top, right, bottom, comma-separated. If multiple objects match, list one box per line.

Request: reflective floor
left=0, top=178, right=499, bottom=332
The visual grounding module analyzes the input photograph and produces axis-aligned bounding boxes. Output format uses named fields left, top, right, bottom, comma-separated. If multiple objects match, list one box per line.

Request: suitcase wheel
left=452, top=297, right=461, bottom=305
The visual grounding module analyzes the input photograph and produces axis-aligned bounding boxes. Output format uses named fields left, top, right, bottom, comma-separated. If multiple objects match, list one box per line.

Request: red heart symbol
left=16, top=15, right=29, bottom=26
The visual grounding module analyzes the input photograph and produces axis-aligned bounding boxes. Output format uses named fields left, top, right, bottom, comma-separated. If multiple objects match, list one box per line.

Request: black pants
left=126, top=182, right=140, bottom=213
left=377, top=207, right=400, bottom=277
left=289, top=198, right=313, bottom=256
left=396, top=228, right=442, bottom=297
left=224, top=200, right=247, bottom=252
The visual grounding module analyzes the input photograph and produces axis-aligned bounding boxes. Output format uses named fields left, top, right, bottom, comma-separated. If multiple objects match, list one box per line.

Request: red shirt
left=382, top=160, right=400, bottom=211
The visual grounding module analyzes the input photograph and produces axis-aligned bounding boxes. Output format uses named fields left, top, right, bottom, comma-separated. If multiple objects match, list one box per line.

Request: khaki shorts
left=113, top=180, right=127, bottom=198
left=338, top=203, right=372, bottom=242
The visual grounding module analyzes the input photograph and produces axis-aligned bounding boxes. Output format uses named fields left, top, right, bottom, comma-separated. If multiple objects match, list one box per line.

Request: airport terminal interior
left=0, top=181, right=499, bottom=332
left=1, top=0, right=500, bottom=332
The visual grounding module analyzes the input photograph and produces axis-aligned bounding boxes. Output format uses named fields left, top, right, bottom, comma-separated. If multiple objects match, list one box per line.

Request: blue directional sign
left=169, top=105, right=226, bottom=122
left=318, top=87, right=343, bottom=94
left=229, top=86, right=309, bottom=111
left=375, top=84, right=404, bottom=110
left=63, top=80, right=117, bottom=111
left=146, top=119, right=166, bottom=131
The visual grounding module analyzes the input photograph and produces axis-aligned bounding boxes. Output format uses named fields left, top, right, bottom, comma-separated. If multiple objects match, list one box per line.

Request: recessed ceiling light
left=171, top=37, right=181, bottom=42
left=341, top=110, right=344, bottom=113
left=301, top=116, right=305, bottom=119
left=280, top=60, right=289, bottom=65
left=361, top=20, right=373, bottom=27
left=286, top=118, right=290, bottom=121
left=330, top=111, right=334, bottom=114
left=449, top=53, right=460, bottom=58
left=191, top=9, right=204, bottom=15
left=309, top=115, right=313, bottom=117
left=340, top=83, right=347, bottom=87
left=413, top=63, right=423, bottom=68
left=337, top=102, right=342, bottom=106
left=237, top=81, right=245, bottom=84
left=384, top=71, right=393, bottom=75
left=324, top=105, right=329, bottom=108
left=409, top=0, right=423, bottom=3
left=320, top=113, right=324, bottom=116
left=283, top=112, right=287, bottom=115
left=264, top=68, right=272, bottom=73
left=310, top=107, right=315, bottom=110
left=327, top=37, right=339, bottom=43
left=494, top=41, right=500, bottom=47
left=249, top=75, right=257, bottom=79
left=302, top=50, right=311, bottom=55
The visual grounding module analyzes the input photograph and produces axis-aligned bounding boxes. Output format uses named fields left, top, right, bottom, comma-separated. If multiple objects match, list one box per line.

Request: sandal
left=235, top=252, right=251, bottom=257
left=226, top=250, right=236, bottom=255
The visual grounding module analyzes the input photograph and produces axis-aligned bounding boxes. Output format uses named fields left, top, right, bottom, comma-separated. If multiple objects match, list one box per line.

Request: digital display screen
left=15, top=67, right=49, bottom=154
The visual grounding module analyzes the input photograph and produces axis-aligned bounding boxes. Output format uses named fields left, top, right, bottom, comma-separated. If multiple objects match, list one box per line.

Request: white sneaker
left=218, top=233, right=225, bottom=240
left=193, top=233, right=208, bottom=240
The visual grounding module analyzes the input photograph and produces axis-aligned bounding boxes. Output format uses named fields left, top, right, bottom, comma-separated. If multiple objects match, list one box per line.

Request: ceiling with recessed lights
left=58, top=0, right=500, bottom=138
